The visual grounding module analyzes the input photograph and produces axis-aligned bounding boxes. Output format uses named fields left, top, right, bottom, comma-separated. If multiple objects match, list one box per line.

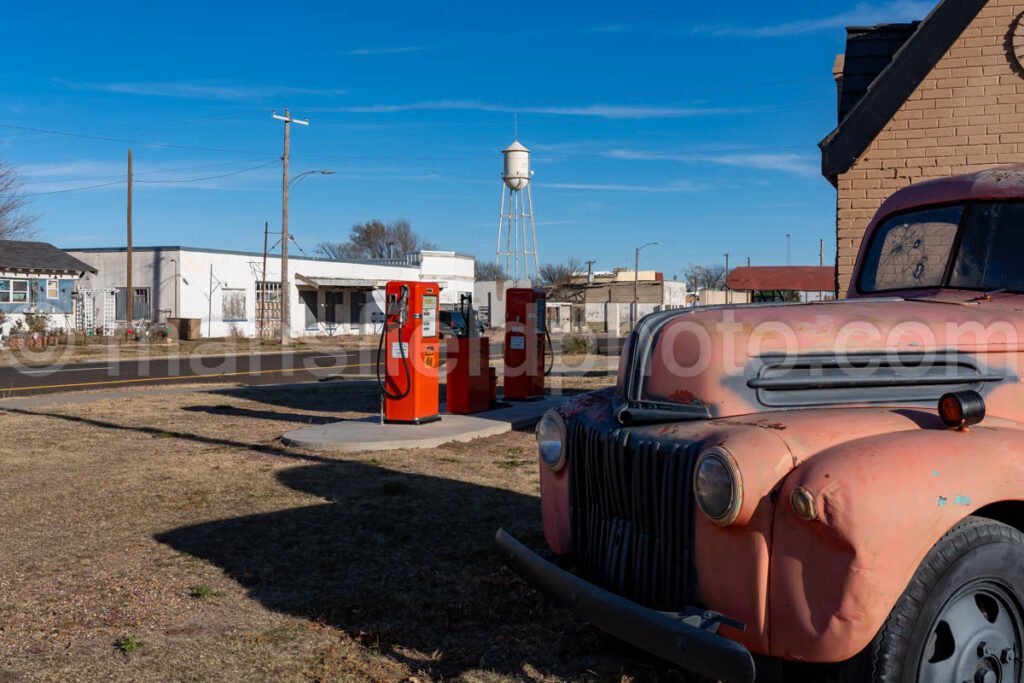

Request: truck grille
left=569, top=419, right=698, bottom=611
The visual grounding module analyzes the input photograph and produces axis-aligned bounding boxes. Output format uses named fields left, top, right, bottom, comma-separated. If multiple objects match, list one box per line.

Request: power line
left=24, top=180, right=126, bottom=197
left=136, top=160, right=277, bottom=184
left=24, top=160, right=277, bottom=196
left=0, top=122, right=272, bottom=156
left=23, top=157, right=277, bottom=185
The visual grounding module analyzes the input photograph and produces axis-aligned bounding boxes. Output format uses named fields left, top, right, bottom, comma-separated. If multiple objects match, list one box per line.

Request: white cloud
left=609, top=148, right=819, bottom=177
left=55, top=79, right=349, bottom=101
left=546, top=180, right=706, bottom=193
left=694, top=1, right=933, bottom=37
left=316, top=100, right=756, bottom=120
left=703, top=153, right=820, bottom=177
left=343, top=45, right=423, bottom=55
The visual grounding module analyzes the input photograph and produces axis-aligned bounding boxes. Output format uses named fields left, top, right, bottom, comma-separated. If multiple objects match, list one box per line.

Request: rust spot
left=668, top=389, right=702, bottom=405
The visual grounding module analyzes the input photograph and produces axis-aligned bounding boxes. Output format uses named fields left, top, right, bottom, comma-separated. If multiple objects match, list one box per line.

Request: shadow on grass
left=154, top=463, right=676, bottom=680
left=5, top=404, right=677, bottom=679
left=181, top=404, right=338, bottom=426
left=154, top=461, right=691, bottom=680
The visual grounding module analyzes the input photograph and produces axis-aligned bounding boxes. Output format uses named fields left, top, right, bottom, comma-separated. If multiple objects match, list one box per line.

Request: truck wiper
left=972, top=288, right=1009, bottom=301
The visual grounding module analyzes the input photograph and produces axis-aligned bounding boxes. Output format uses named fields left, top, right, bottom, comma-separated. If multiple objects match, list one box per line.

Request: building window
left=116, top=287, right=151, bottom=321
left=255, top=281, right=281, bottom=304
left=222, top=289, right=247, bottom=322
left=0, top=279, right=29, bottom=304
left=47, top=280, right=59, bottom=299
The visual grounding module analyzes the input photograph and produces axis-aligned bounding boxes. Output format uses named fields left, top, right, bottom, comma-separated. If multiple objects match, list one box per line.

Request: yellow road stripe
left=0, top=361, right=373, bottom=393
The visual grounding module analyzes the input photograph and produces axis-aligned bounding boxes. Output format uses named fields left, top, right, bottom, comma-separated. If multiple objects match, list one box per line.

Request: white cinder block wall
left=68, top=247, right=475, bottom=338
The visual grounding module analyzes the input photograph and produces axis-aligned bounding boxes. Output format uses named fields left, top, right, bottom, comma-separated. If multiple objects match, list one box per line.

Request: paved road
left=0, top=350, right=382, bottom=396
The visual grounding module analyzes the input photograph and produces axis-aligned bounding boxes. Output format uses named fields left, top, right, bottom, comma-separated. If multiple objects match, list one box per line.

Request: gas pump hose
left=377, top=321, right=413, bottom=400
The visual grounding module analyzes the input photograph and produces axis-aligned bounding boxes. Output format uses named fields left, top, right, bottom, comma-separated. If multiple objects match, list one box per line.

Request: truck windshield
left=859, top=201, right=1024, bottom=293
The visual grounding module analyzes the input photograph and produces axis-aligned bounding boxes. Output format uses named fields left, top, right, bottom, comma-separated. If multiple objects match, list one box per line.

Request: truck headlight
left=693, top=447, right=743, bottom=526
left=536, top=410, right=567, bottom=472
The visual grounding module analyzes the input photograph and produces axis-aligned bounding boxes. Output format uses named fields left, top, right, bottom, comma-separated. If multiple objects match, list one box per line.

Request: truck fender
left=768, top=422, right=1024, bottom=662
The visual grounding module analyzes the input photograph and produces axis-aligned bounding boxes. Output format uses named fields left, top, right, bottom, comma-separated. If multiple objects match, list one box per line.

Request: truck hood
left=616, top=298, right=1023, bottom=422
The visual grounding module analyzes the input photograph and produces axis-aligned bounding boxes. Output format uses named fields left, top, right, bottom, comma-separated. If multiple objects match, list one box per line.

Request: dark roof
left=820, top=0, right=989, bottom=179
left=727, top=266, right=835, bottom=292
left=0, top=240, right=98, bottom=274
left=837, top=23, right=919, bottom=122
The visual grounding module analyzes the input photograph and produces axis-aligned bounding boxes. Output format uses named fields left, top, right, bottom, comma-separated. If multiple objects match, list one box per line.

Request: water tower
left=496, top=140, right=539, bottom=283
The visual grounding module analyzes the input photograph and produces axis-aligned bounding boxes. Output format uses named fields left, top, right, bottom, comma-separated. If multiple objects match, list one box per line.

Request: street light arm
left=288, top=169, right=335, bottom=188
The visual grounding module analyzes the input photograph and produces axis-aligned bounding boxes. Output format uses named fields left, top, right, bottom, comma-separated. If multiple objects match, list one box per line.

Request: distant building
left=0, top=240, right=97, bottom=335
left=479, top=270, right=690, bottom=336
left=67, top=246, right=474, bottom=338
left=726, top=266, right=836, bottom=303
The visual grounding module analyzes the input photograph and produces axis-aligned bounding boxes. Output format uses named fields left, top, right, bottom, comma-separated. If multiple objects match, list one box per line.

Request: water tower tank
left=502, top=140, right=531, bottom=190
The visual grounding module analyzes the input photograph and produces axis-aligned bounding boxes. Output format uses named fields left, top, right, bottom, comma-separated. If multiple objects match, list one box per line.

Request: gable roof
left=819, top=0, right=989, bottom=180
left=0, top=240, right=98, bottom=274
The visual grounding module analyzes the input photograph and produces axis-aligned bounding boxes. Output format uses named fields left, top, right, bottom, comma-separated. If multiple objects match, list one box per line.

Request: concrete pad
left=281, top=396, right=567, bottom=453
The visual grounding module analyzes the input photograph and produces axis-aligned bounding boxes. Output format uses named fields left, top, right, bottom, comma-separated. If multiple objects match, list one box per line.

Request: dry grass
left=0, top=380, right=686, bottom=682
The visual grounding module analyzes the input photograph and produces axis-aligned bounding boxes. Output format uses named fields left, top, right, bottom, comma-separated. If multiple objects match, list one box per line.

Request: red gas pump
left=377, top=281, right=441, bottom=424
left=446, top=293, right=492, bottom=414
left=504, top=287, right=547, bottom=400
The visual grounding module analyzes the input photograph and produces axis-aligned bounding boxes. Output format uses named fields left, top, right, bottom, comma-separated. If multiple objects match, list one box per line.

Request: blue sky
left=0, top=1, right=935, bottom=278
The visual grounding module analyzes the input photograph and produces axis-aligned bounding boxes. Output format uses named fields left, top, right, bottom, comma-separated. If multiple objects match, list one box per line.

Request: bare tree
left=539, top=257, right=582, bottom=298
left=475, top=261, right=508, bottom=281
left=683, top=263, right=728, bottom=290
left=316, top=219, right=436, bottom=260
left=0, top=162, right=38, bottom=241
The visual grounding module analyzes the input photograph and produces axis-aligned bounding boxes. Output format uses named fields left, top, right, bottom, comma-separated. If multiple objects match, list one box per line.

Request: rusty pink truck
left=497, top=166, right=1024, bottom=683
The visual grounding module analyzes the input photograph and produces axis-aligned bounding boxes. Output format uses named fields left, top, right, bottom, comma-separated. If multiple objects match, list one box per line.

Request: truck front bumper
left=495, top=528, right=756, bottom=683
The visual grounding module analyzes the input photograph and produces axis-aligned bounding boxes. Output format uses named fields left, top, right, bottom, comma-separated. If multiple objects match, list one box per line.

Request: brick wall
left=836, top=0, right=1024, bottom=294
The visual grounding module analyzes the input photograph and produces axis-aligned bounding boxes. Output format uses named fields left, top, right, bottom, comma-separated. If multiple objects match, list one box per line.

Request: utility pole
left=724, top=252, right=730, bottom=305
left=786, top=233, right=792, bottom=266
left=633, top=249, right=640, bottom=329
left=585, top=259, right=596, bottom=284
left=272, top=108, right=309, bottom=345
left=126, top=148, right=133, bottom=334
left=632, top=242, right=658, bottom=330
left=260, top=221, right=269, bottom=339
left=820, top=238, right=825, bottom=267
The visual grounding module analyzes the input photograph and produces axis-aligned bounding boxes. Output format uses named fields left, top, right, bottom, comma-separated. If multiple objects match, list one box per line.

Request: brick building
left=820, top=0, right=1022, bottom=295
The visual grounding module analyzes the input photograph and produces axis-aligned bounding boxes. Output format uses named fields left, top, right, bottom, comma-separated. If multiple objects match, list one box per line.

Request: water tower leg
left=496, top=184, right=507, bottom=272
left=527, top=184, right=539, bottom=282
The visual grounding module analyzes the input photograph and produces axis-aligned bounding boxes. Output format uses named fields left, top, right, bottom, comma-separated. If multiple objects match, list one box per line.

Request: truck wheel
left=840, top=517, right=1024, bottom=683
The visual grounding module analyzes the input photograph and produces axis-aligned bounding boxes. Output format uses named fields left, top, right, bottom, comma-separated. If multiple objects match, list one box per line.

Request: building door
left=325, top=291, right=342, bottom=325
left=349, top=291, right=366, bottom=330
left=299, top=290, right=318, bottom=330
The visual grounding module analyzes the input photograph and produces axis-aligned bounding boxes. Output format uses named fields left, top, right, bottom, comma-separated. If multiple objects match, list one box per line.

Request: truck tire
left=840, top=517, right=1024, bottom=683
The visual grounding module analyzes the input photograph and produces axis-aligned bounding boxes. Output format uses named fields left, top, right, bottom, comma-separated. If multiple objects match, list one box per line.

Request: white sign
left=391, top=341, right=409, bottom=358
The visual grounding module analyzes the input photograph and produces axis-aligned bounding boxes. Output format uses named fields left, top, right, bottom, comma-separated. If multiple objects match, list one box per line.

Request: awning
left=295, top=274, right=387, bottom=289
left=727, top=266, right=835, bottom=292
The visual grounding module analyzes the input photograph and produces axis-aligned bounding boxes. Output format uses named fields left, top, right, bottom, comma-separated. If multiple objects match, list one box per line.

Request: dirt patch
left=0, top=379, right=687, bottom=681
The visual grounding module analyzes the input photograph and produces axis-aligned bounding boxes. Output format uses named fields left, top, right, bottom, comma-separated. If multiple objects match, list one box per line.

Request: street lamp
left=786, top=233, right=792, bottom=266
left=290, top=169, right=335, bottom=188
left=279, top=169, right=334, bottom=345
left=632, top=241, right=659, bottom=330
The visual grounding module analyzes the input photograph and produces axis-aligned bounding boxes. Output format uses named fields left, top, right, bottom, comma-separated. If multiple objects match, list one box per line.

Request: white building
left=67, top=246, right=475, bottom=338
